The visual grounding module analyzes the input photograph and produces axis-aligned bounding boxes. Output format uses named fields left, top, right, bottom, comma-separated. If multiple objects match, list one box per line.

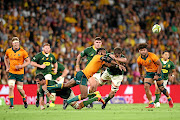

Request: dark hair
left=138, top=43, right=148, bottom=50
left=114, top=47, right=122, bottom=54
left=94, top=37, right=102, bottom=41
left=96, top=48, right=106, bottom=54
left=35, top=74, right=45, bottom=81
left=162, top=51, right=170, bottom=54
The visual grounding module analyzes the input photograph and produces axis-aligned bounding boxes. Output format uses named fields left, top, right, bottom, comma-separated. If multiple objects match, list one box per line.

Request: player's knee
left=144, top=82, right=151, bottom=89
left=8, top=80, right=15, bottom=89
left=17, top=85, right=23, bottom=90
left=111, top=84, right=119, bottom=93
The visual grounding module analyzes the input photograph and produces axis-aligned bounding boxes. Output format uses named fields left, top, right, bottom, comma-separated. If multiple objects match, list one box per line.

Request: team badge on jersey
left=168, top=64, right=170, bottom=68
left=42, top=57, right=44, bottom=60
left=149, top=60, right=151, bottom=63
left=18, top=54, right=20, bottom=56
left=90, top=53, right=94, bottom=56
left=50, top=57, right=53, bottom=61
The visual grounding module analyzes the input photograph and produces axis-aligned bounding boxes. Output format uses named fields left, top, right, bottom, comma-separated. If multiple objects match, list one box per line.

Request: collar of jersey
left=93, top=45, right=97, bottom=51
left=161, top=58, right=169, bottom=62
left=12, top=47, right=20, bottom=53
left=42, top=51, right=50, bottom=56
left=141, top=54, right=148, bottom=60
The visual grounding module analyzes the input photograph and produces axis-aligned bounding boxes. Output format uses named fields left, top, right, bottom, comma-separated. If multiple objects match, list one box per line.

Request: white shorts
left=163, top=79, right=168, bottom=88
left=93, top=73, right=101, bottom=81
left=44, top=74, right=52, bottom=80
left=100, top=69, right=123, bottom=87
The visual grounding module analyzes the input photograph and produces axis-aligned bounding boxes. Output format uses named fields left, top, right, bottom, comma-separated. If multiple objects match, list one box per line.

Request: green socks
left=154, top=94, right=160, bottom=103
left=105, top=95, right=114, bottom=103
left=37, top=91, right=39, bottom=101
left=46, top=95, right=49, bottom=103
left=9, top=97, right=14, bottom=106
left=83, top=97, right=98, bottom=106
left=67, top=95, right=81, bottom=104
left=23, top=97, right=26, bottom=102
left=47, top=84, right=63, bottom=90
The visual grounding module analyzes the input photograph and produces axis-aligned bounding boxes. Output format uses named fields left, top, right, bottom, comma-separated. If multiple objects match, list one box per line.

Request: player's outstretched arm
left=109, top=54, right=127, bottom=63
left=39, top=97, right=45, bottom=110
left=76, top=54, right=82, bottom=72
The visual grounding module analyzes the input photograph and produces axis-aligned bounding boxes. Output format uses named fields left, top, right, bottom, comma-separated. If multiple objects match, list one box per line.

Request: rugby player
left=137, top=43, right=173, bottom=108
left=154, top=51, right=176, bottom=107
left=76, top=37, right=102, bottom=107
left=31, top=43, right=57, bottom=107
left=4, top=37, right=30, bottom=109
left=35, top=74, right=78, bottom=110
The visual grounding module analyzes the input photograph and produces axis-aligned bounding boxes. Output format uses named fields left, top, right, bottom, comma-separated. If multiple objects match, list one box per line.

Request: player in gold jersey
left=41, top=48, right=125, bottom=109
left=4, top=37, right=30, bottom=109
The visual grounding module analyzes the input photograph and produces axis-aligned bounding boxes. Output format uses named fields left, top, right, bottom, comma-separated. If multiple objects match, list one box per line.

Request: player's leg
left=144, top=78, right=154, bottom=108
left=36, top=83, right=40, bottom=107
left=102, top=74, right=123, bottom=109
left=16, top=79, right=28, bottom=108
left=8, top=76, right=16, bottom=109
left=44, top=74, right=52, bottom=107
left=67, top=89, right=79, bottom=109
left=154, top=81, right=161, bottom=107
left=156, top=80, right=173, bottom=108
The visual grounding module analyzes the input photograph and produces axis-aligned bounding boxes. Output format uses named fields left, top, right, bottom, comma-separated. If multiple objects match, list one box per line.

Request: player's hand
left=15, top=65, right=22, bottom=70
left=40, top=64, right=46, bottom=69
left=153, top=75, right=159, bottom=81
left=6, top=68, right=9, bottom=72
left=53, top=69, right=57, bottom=74
left=42, top=85, right=47, bottom=91
left=76, top=65, right=80, bottom=72
left=118, top=65, right=126, bottom=72
left=109, top=54, right=115, bottom=60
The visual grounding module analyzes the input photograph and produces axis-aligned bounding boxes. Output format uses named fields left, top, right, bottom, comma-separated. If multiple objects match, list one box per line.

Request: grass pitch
left=1, top=104, right=180, bottom=120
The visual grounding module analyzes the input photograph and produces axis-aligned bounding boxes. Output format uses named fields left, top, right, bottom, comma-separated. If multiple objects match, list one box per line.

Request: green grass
left=0, top=104, right=180, bottom=120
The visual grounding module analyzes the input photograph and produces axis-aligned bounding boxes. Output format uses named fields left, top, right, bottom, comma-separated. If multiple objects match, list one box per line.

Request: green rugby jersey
left=106, top=53, right=125, bottom=75
left=160, top=58, right=175, bottom=80
left=32, top=52, right=57, bottom=75
left=80, top=46, right=97, bottom=66
left=52, top=62, right=65, bottom=80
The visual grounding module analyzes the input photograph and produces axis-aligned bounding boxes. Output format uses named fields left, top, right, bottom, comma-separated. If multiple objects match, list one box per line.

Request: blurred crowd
left=0, top=0, right=180, bottom=85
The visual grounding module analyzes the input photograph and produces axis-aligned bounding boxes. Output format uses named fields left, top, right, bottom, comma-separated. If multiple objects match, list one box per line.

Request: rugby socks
left=105, top=95, right=114, bottom=103
left=83, top=97, right=98, bottom=106
left=22, top=96, right=26, bottom=102
left=36, top=91, right=39, bottom=101
left=9, top=96, right=14, bottom=106
left=87, top=93, right=96, bottom=99
left=167, top=96, right=172, bottom=101
left=154, top=94, right=160, bottom=103
left=46, top=95, right=49, bottom=103
left=67, top=95, right=81, bottom=104
left=149, top=101, right=154, bottom=104
left=47, top=83, right=63, bottom=90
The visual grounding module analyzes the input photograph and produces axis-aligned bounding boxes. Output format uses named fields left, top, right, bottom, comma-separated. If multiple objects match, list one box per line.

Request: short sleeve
left=171, top=61, right=175, bottom=69
left=137, top=57, right=141, bottom=66
left=80, top=48, right=89, bottom=57
left=23, top=50, right=29, bottom=59
left=31, top=54, right=39, bottom=62
left=52, top=55, right=57, bottom=64
left=5, top=49, right=9, bottom=57
left=58, top=63, right=65, bottom=72
left=39, top=86, right=44, bottom=97
left=151, top=53, right=159, bottom=62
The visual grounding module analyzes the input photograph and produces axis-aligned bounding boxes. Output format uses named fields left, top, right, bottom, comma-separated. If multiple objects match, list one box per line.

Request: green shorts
left=145, top=72, right=162, bottom=81
left=8, top=72, right=24, bottom=82
left=74, top=71, right=88, bottom=86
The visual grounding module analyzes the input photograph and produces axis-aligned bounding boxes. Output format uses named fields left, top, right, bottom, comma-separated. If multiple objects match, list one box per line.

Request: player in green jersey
left=76, top=37, right=102, bottom=108
left=35, top=74, right=79, bottom=110
left=31, top=43, right=57, bottom=107
left=154, top=51, right=176, bottom=108
left=88, top=47, right=127, bottom=109
left=49, top=62, right=68, bottom=107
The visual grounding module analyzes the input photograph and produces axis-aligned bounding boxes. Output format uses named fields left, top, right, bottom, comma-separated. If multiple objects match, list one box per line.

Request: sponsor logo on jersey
left=168, top=64, right=170, bottom=68
left=43, top=62, right=51, bottom=66
left=42, top=57, right=44, bottom=60
left=149, top=60, right=151, bottom=63
left=18, top=54, right=20, bottom=56
left=90, top=53, right=94, bottom=56
left=50, top=57, right=53, bottom=61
